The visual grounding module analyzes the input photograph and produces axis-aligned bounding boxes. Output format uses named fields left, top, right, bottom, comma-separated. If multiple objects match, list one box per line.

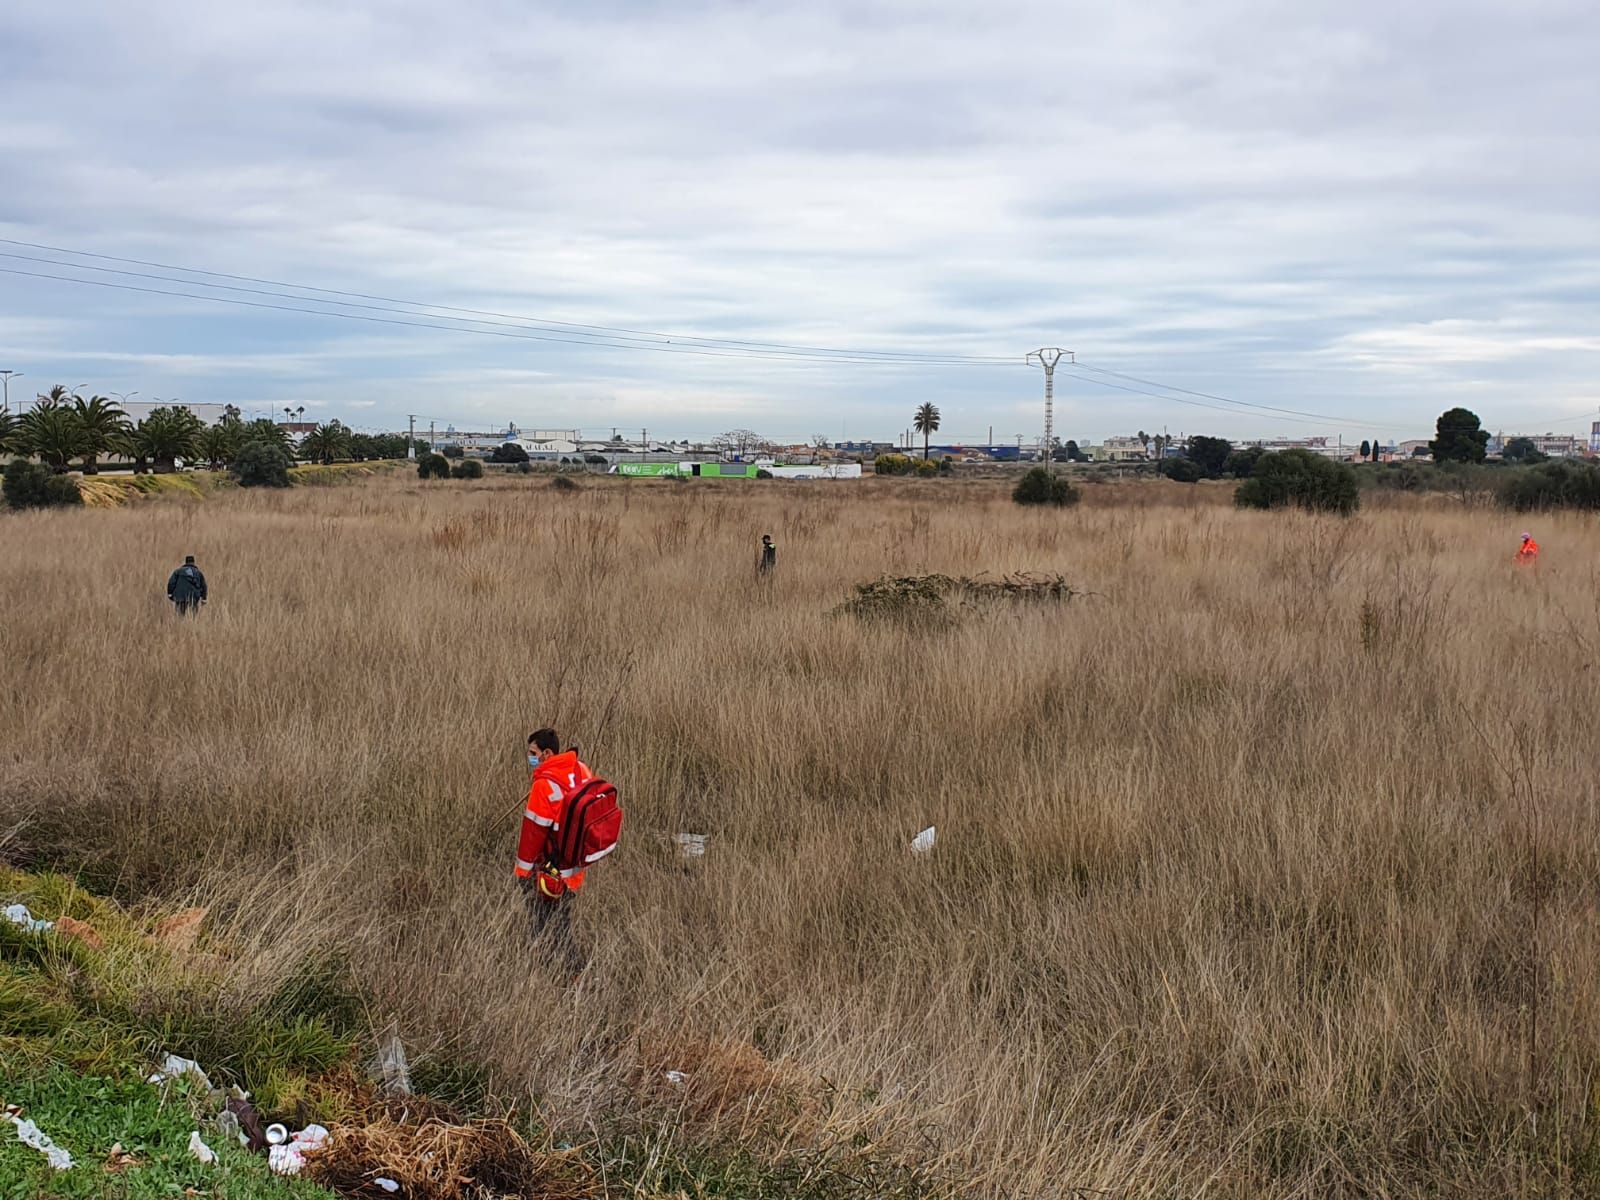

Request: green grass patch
left=0, top=1059, right=335, bottom=1200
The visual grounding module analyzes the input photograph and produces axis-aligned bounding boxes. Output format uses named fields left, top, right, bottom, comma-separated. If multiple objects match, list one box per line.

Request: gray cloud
left=1, top=0, right=1596, bottom=441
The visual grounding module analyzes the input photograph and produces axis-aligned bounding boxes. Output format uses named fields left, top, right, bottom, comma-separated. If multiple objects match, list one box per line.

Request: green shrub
left=1234, top=449, right=1359, bottom=515
left=874, top=453, right=915, bottom=476
left=1160, top=457, right=1205, bottom=483
left=231, top=441, right=293, bottom=488
left=1500, top=460, right=1600, bottom=511
left=1186, top=435, right=1234, bottom=477
left=417, top=453, right=451, bottom=479
left=450, top=458, right=484, bottom=479
left=1012, top=466, right=1080, bottom=507
left=1223, top=446, right=1266, bottom=477
left=3, top=460, right=79, bottom=509
left=42, top=475, right=83, bottom=506
left=490, top=442, right=529, bottom=463
left=913, top=457, right=940, bottom=477
left=441, top=444, right=465, bottom=459
left=4, top=460, right=48, bottom=508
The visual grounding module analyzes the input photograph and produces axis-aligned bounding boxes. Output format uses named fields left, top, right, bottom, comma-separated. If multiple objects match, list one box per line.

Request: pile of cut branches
left=835, top=572, right=1085, bottom=625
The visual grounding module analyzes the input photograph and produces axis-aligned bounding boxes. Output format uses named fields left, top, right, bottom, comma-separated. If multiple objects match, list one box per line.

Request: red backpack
left=550, top=778, right=623, bottom=873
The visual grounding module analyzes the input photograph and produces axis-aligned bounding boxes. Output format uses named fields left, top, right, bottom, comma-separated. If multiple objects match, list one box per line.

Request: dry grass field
left=2, top=471, right=1598, bottom=1198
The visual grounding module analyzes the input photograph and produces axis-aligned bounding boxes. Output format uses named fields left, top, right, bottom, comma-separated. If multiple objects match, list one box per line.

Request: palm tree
left=242, top=419, right=294, bottom=459
left=20, top=402, right=87, bottom=472
left=0, top=409, right=19, bottom=457
left=35, top=384, right=73, bottom=408
left=299, top=421, right=351, bottom=465
left=198, top=423, right=238, bottom=470
left=125, top=406, right=204, bottom=473
left=70, top=394, right=128, bottom=474
left=913, top=402, right=941, bottom=461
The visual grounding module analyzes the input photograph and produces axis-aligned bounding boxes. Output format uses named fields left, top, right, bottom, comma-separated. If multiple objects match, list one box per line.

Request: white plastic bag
left=2, top=903, right=54, bottom=934
left=909, top=826, right=937, bottom=855
left=187, top=1131, right=216, bottom=1165
left=7, top=1114, right=73, bottom=1170
left=673, top=833, right=709, bottom=860
left=147, top=1053, right=212, bottom=1090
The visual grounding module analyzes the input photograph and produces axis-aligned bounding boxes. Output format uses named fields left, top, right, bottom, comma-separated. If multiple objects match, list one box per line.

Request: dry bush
left=2, top=475, right=1598, bottom=1197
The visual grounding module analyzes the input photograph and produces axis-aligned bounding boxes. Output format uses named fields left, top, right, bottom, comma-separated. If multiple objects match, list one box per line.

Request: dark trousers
left=173, top=600, right=198, bottom=616
left=525, top=887, right=584, bottom=977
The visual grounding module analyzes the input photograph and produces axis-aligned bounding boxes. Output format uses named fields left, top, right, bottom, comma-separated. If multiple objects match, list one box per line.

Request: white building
left=120, top=401, right=232, bottom=426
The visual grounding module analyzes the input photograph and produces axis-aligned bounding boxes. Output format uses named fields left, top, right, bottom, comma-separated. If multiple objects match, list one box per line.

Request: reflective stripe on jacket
left=514, top=750, right=593, bottom=889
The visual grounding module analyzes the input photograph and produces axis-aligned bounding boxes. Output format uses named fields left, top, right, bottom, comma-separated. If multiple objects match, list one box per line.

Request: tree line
left=0, top=387, right=422, bottom=475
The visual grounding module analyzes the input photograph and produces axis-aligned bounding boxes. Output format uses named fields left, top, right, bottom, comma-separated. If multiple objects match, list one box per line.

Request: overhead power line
left=4, top=237, right=1434, bottom=434
left=1067, top=361, right=1415, bottom=433
left=0, top=237, right=1016, bottom=366
left=0, top=265, right=1029, bottom=369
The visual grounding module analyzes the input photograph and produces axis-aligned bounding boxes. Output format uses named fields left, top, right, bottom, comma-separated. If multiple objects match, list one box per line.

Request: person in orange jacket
left=1515, top=531, right=1540, bottom=566
left=516, top=727, right=592, bottom=973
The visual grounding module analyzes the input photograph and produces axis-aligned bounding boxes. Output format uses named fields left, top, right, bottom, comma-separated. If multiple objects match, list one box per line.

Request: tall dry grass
left=2, top=472, right=1598, bottom=1197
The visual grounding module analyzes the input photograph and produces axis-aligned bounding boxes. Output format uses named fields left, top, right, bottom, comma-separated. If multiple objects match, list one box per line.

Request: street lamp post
left=0, top=370, right=19, bottom=414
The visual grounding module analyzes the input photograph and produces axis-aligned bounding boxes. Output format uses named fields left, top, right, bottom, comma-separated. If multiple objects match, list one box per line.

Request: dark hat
left=184, top=555, right=195, bottom=564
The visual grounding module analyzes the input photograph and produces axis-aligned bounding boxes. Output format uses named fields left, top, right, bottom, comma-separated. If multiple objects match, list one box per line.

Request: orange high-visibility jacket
left=1517, top=538, right=1540, bottom=562
left=515, top=750, right=594, bottom=889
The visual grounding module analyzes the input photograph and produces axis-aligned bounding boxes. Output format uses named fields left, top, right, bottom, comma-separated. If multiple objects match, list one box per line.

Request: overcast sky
left=2, top=0, right=1597, bottom=444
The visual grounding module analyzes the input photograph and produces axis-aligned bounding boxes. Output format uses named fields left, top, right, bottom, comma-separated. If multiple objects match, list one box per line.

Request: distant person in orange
left=1515, top=532, right=1540, bottom=566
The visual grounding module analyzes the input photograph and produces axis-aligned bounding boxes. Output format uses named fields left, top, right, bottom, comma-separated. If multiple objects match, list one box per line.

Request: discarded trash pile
left=306, top=1117, right=595, bottom=1200
left=835, top=572, right=1085, bottom=624
left=2, top=882, right=605, bottom=1199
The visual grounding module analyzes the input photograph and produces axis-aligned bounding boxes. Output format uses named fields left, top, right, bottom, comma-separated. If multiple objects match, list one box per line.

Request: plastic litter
left=265, top=1123, right=289, bottom=1146
left=673, top=833, right=709, bottom=860
left=7, top=1112, right=74, bottom=1170
left=268, top=1143, right=306, bottom=1175
left=225, top=1096, right=268, bottom=1152
left=374, top=1178, right=401, bottom=1193
left=909, top=826, right=937, bottom=855
left=664, top=1070, right=688, bottom=1086
left=216, top=1109, right=242, bottom=1147
left=3, top=903, right=54, bottom=934
left=268, top=1124, right=330, bottom=1175
left=187, top=1131, right=216, bottom=1165
left=147, top=1053, right=213, bottom=1090
left=377, top=1033, right=413, bottom=1096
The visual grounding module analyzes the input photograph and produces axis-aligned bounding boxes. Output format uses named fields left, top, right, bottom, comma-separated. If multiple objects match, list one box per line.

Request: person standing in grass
left=516, top=727, right=592, bottom=977
left=1515, top=531, right=1540, bottom=567
left=166, top=555, right=208, bottom=616
left=758, top=533, right=777, bottom=575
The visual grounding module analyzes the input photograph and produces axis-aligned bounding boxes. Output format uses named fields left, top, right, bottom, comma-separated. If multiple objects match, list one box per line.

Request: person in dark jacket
left=758, top=533, right=777, bottom=575
left=167, top=555, right=208, bottom=615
